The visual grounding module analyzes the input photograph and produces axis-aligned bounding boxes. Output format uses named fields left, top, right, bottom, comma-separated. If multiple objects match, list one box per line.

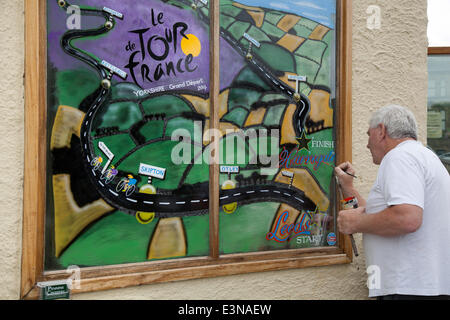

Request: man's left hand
left=337, top=206, right=366, bottom=234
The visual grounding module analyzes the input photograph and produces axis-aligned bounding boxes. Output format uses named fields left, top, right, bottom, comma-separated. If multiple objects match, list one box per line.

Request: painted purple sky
left=48, top=0, right=244, bottom=92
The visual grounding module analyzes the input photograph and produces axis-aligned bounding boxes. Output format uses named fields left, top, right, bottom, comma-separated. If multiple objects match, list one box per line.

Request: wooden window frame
left=428, top=47, right=450, bottom=55
left=21, top=0, right=353, bottom=299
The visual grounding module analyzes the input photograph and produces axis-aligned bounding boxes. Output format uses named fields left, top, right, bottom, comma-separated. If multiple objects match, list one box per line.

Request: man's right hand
left=335, top=162, right=356, bottom=193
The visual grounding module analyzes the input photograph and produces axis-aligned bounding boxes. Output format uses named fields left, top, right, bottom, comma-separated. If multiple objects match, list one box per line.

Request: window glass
left=427, top=55, right=450, bottom=173
left=45, top=0, right=211, bottom=270
left=218, top=0, right=338, bottom=253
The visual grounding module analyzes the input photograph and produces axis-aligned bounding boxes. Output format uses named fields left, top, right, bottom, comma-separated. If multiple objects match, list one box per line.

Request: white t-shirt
left=364, top=140, right=450, bottom=297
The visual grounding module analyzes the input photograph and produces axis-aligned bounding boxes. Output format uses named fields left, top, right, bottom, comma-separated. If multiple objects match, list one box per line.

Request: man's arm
left=338, top=204, right=423, bottom=236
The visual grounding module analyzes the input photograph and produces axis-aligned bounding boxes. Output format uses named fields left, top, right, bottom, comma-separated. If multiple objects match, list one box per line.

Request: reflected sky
left=235, top=0, right=336, bottom=28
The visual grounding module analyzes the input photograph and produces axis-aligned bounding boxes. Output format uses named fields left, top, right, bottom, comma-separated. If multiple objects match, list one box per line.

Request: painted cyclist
left=100, top=165, right=118, bottom=184
left=116, top=174, right=137, bottom=196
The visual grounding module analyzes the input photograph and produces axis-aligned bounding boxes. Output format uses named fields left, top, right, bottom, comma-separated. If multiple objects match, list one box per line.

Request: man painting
left=336, top=105, right=450, bottom=300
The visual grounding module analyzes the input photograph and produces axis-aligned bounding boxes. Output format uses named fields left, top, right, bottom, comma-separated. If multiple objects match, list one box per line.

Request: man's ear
left=378, top=123, right=387, bottom=140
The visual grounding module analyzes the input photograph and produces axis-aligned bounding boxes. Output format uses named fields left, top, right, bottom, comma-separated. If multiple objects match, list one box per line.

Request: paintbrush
left=334, top=175, right=359, bottom=257
left=324, top=163, right=358, bottom=179
left=343, top=171, right=357, bottom=179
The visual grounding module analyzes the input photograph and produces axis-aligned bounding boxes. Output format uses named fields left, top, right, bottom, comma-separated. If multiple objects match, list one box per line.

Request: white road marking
left=176, top=201, right=186, bottom=205
left=273, top=190, right=281, bottom=194
left=233, top=193, right=241, bottom=197
left=284, top=193, right=291, bottom=197
left=109, top=190, right=118, bottom=196
left=98, top=181, right=104, bottom=187
left=260, top=190, right=269, bottom=193
left=220, top=196, right=229, bottom=200
left=159, top=202, right=170, bottom=205
left=191, top=200, right=200, bottom=203
left=126, top=198, right=137, bottom=203
left=246, top=191, right=255, bottom=194
left=144, top=201, right=154, bottom=205
left=295, top=197, right=304, bottom=203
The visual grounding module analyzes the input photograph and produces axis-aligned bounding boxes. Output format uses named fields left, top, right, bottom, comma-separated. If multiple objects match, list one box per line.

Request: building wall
left=0, top=0, right=25, bottom=300
left=0, top=0, right=428, bottom=299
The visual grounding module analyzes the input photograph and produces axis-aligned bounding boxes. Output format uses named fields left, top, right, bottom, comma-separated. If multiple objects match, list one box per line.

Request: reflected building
left=428, top=54, right=450, bottom=172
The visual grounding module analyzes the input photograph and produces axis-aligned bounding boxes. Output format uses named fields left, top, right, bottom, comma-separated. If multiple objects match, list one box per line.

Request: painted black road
left=58, top=0, right=316, bottom=217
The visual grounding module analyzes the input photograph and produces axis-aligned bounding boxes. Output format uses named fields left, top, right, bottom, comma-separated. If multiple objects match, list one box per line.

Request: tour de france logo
left=124, top=8, right=201, bottom=87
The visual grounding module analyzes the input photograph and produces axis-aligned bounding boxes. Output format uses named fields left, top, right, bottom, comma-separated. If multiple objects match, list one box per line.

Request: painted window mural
left=45, top=0, right=337, bottom=270
left=217, top=0, right=337, bottom=254
left=46, top=0, right=211, bottom=270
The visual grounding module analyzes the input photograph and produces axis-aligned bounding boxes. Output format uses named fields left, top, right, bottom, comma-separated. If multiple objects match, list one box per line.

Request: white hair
left=369, top=104, right=418, bottom=140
